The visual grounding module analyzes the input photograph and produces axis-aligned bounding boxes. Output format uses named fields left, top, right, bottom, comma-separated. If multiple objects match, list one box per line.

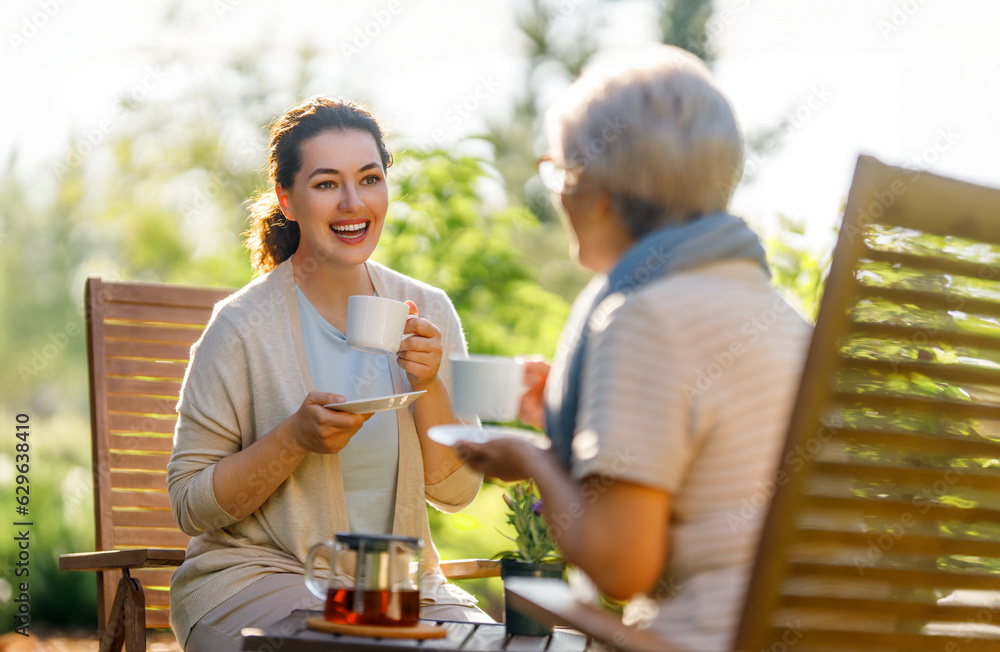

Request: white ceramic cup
left=450, top=354, right=526, bottom=422
left=346, top=295, right=413, bottom=355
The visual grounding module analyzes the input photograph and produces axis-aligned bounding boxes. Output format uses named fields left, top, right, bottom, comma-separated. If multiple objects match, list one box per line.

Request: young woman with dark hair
left=168, top=97, right=489, bottom=652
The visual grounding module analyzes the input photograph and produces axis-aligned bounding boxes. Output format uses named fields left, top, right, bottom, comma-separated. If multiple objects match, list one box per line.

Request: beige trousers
left=182, top=574, right=492, bottom=652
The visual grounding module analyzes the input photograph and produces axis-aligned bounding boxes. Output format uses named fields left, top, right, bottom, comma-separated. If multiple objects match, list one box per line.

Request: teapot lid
left=336, top=533, right=422, bottom=551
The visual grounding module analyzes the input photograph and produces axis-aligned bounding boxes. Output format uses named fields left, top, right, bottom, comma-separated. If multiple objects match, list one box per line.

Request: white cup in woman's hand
left=346, top=295, right=414, bottom=355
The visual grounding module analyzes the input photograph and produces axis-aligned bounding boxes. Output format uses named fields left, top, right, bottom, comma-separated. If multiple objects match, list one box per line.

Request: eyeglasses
left=536, top=156, right=581, bottom=194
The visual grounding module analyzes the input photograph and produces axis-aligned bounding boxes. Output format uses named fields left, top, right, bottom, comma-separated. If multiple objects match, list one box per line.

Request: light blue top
left=296, top=286, right=399, bottom=535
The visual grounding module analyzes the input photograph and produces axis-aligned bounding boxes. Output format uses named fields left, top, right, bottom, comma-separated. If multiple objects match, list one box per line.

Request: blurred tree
left=476, top=0, right=605, bottom=304
left=485, top=0, right=718, bottom=223
left=378, top=149, right=569, bottom=357
left=483, top=0, right=598, bottom=215
left=0, top=159, right=93, bottom=414
left=657, top=0, right=715, bottom=63
left=478, top=0, right=725, bottom=304
left=764, top=215, right=834, bottom=321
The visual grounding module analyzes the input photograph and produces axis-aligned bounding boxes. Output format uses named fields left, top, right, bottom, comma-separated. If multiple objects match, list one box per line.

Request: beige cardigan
left=167, top=259, right=482, bottom=644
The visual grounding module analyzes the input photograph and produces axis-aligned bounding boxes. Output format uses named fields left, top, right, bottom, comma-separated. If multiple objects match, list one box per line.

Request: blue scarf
left=545, top=212, right=771, bottom=468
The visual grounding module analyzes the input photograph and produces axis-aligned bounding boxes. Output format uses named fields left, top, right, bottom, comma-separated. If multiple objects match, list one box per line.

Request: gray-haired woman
left=457, top=46, right=812, bottom=652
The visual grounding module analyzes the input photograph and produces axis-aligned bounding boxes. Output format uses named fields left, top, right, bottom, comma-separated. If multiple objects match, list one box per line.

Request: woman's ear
left=275, top=184, right=294, bottom=220
left=593, top=189, right=617, bottom=225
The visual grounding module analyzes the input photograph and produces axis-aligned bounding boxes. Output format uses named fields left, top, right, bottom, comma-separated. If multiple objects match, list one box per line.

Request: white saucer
left=324, top=390, right=426, bottom=414
left=427, top=424, right=548, bottom=447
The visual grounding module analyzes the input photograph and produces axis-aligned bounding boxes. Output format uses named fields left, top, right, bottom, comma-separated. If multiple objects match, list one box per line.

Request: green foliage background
left=378, top=151, right=569, bottom=357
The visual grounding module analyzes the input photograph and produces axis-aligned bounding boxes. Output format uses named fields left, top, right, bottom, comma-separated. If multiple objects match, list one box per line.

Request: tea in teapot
left=304, top=533, right=422, bottom=627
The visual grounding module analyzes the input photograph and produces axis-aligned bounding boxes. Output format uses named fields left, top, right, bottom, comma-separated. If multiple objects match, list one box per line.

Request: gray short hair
left=546, top=46, right=744, bottom=238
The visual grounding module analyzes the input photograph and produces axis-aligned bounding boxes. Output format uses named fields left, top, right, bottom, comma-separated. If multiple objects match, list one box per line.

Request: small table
left=241, top=610, right=593, bottom=651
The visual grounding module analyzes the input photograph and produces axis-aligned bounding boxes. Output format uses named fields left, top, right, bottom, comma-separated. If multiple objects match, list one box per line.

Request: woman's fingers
left=453, top=439, right=536, bottom=482
left=401, top=316, right=438, bottom=342
left=319, top=407, right=371, bottom=427
left=307, top=391, right=346, bottom=406
left=290, top=392, right=374, bottom=454
left=522, top=359, right=551, bottom=395
left=397, top=303, right=443, bottom=386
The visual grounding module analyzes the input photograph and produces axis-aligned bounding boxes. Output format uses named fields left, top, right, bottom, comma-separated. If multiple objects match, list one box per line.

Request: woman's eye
left=317, top=180, right=336, bottom=189
left=362, top=175, right=382, bottom=186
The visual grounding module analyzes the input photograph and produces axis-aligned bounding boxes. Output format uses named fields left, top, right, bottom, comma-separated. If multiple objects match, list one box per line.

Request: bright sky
left=712, top=0, right=1000, bottom=246
left=2, top=0, right=998, bottom=253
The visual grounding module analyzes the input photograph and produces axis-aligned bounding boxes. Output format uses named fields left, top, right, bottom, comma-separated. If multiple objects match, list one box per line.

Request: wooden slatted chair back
left=86, top=276, right=232, bottom=630
left=735, top=156, right=1000, bottom=651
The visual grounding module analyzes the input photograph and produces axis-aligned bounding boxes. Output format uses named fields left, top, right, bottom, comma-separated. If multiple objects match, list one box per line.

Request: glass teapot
left=304, top=533, right=422, bottom=627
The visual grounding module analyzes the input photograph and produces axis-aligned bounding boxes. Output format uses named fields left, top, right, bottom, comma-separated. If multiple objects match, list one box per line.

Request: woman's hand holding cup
left=447, top=354, right=549, bottom=427
left=518, top=358, right=550, bottom=430
left=396, top=300, right=444, bottom=389
left=344, top=295, right=442, bottom=388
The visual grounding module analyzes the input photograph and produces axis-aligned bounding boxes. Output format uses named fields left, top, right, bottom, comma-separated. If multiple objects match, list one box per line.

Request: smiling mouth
left=330, top=221, right=369, bottom=240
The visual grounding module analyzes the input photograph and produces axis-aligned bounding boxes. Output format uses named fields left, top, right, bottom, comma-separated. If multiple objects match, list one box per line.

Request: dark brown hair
left=244, top=97, right=393, bottom=274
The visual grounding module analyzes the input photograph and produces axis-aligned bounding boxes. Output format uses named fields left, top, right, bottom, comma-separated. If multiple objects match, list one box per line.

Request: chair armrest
left=505, top=577, right=677, bottom=652
left=59, top=548, right=186, bottom=572
left=439, top=558, right=501, bottom=580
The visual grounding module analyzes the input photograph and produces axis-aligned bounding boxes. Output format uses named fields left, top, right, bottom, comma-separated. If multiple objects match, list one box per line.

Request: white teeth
left=331, top=222, right=368, bottom=233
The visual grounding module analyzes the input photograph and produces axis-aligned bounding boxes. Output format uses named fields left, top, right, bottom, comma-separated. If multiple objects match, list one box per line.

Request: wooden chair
left=506, top=155, right=1000, bottom=651
left=60, top=276, right=499, bottom=652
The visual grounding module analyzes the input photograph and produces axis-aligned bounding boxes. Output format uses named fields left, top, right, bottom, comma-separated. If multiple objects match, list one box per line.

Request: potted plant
left=494, top=482, right=565, bottom=636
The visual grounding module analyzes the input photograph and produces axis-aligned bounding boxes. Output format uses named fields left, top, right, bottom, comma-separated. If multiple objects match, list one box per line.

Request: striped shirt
left=565, top=259, right=812, bottom=652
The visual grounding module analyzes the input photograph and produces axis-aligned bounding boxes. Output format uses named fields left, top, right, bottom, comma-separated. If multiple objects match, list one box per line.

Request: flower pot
left=499, top=559, right=566, bottom=636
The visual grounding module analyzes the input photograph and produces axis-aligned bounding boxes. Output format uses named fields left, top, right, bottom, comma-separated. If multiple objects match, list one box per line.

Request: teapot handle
left=304, top=541, right=336, bottom=601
